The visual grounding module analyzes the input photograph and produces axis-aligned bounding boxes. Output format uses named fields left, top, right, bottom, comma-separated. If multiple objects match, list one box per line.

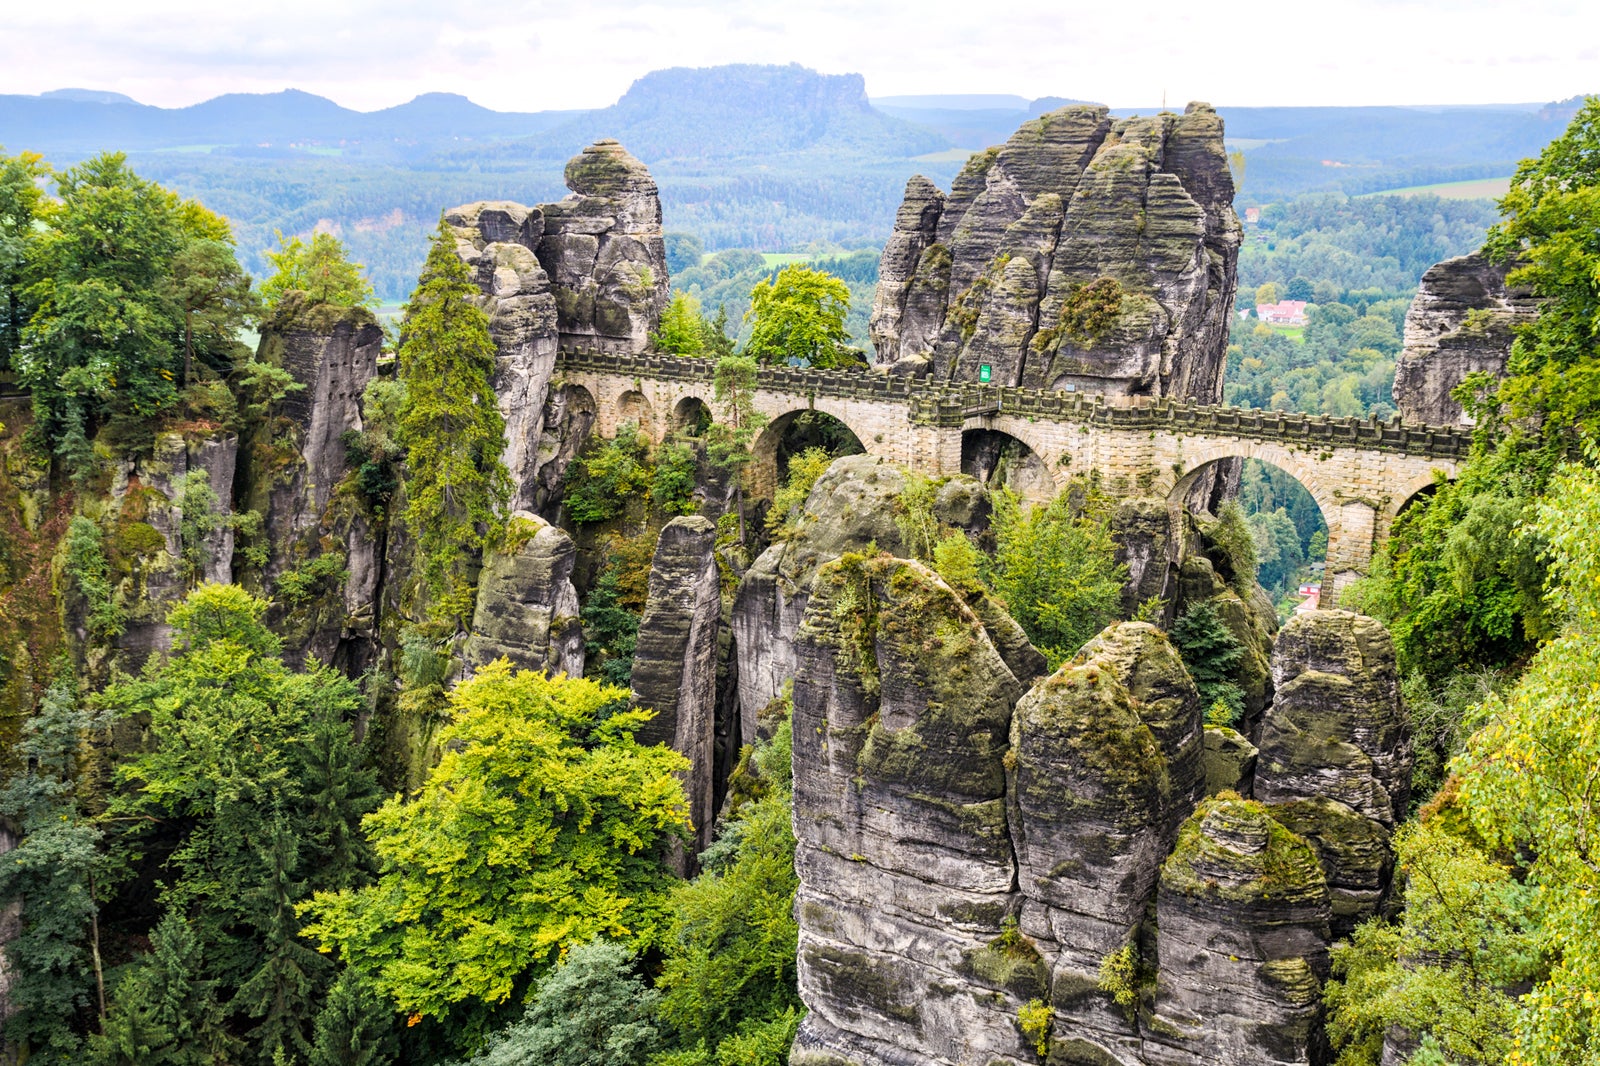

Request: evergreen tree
left=308, top=971, right=398, bottom=1066
left=708, top=354, right=767, bottom=545
left=395, top=220, right=511, bottom=607
left=1168, top=602, right=1247, bottom=727
left=90, top=911, right=235, bottom=1066
left=0, top=678, right=106, bottom=1062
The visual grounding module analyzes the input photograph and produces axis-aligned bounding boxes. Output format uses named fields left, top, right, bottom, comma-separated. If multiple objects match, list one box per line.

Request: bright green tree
left=260, top=231, right=375, bottom=312
left=708, top=354, right=768, bottom=545
left=165, top=237, right=259, bottom=387
left=653, top=292, right=708, bottom=356
left=301, top=663, right=690, bottom=1046
left=743, top=265, right=858, bottom=369
left=0, top=148, right=48, bottom=368
left=985, top=488, right=1127, bottom=666
left=395, top=220, right=511, bottom=605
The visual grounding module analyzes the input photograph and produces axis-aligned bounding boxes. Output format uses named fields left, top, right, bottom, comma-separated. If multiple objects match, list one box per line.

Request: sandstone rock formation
left=463, top=512, right=584, bottom=679
left=107, top=431, right=239, bottom=670
left=1394, top=252, right=1537, bottom=426
left=870, top=104, right=1241, bottom=400
left=240, top=293, right=385, bottom=669
left=445, top=140, right=669, bottom=511
left=790, top=553, right=1028, bottom=1066
left=731, top=455, right=1013, bottom=745
left=1145, top=795, right=1332, bottom=1066
left=1256, top=609, right=1412, bottom=935
left=629, top=515, right=721, bottom=865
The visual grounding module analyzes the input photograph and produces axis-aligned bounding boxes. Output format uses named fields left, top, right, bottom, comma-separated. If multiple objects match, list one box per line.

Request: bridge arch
left=614, top=389, right=656, bottom=441
left=959, top=424, right=1058, bottom=501
left=671, top=395, right=713, bottom=436
left=749, top=405, right=871, bottom=498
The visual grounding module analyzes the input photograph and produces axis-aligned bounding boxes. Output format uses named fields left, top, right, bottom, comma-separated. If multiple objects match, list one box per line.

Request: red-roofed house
left=1256, top=300, right=1308, bottom=326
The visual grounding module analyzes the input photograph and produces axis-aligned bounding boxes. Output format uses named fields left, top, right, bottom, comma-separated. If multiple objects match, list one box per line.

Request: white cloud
left=0, top=0, right=1593, bottom=111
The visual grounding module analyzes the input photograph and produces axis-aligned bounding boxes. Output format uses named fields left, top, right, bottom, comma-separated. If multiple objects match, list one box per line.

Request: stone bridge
left=554, top=348, right=1471, bottom=595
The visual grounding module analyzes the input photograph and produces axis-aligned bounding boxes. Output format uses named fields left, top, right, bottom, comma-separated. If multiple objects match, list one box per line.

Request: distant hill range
left=1, top=65, right=1587, bottom=300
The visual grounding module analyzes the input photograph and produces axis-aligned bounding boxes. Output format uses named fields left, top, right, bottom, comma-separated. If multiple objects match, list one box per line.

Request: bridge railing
left=555, top=347, right=1473, bottom=461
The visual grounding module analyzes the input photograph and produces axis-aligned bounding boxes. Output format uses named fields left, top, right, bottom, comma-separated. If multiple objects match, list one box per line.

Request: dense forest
left=2, top=88, right=1599, bottom=1066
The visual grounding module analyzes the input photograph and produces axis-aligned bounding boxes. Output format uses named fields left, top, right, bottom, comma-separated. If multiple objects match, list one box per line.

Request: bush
left=1169, top=602, right=1246, bottom=727
left=565, top=424, right=653, bottom=525
left=275, top=553, right=348, bottom=608
left=765, top=448, right=831, bottom=538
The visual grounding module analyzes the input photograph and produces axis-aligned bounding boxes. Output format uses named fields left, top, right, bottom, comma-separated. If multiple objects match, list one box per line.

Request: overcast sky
left=3, top=0, right=1594, bottom=111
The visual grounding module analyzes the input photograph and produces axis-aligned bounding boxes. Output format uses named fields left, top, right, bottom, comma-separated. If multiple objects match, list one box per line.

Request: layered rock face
left=731, top=455, right=998, bottom=745
left=463, top=512, right=584, bottom=680
left=242, top=294, right=385, bottom=669
left=790, top=553, right=1027, bottom=1066
left=1393, top=252, right=1537, bottom=426
left=445, top=140, right=669, bottom=511
left=629, top=516, right=721, bottom=865
left=789, top=582, right=1412, bottom=1066
left=869, top=104, right=1241, bottom=400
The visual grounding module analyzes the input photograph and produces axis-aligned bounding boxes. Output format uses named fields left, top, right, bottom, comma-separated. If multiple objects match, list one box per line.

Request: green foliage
left=1400, top=668, right=1503, bottom=808
left=663, top=232, right=704, bottom=276
left=1202, top=501, right=1259, bottom=595
left=15, top=153, right=238, bottom=469
left=1327, top=458, right=1600, bottom=1064
left=0, top=678, right=104, bottom=1062
left=652, top=440, right=700, bottom=516
left=742, top=265, right=860, bottom=369
left=63, top=515, right=124, bottom=640
left=653, top=709, right=800, bottom=1066
left=582, top=539, right=650, bottom=688
left=1097, top=944, right=1139, bottom=1012
left=707, top=355, right=768, bottom=546
left=1224, top=300, right=1405, bottom=420
left=893, top=472, right=940, bottom=564
left=90, top=910, right=235, bottom=1066
left=1169, top=602, right=1246, bottom=728
left=1017, top=999, right=1053, bottom=1059
left=275, top=553, right=349, bottom=608
left=765, top=447, right=830, bottom=538
left=564, top=423, right=653, bottom=525
left=165, top=236, right=260, bottom=387
left=458, top=940, right=659, bottom=1066
left=395, top=220, right=511, bottom=605
left=933, top=531, right=984, bottom=595
left=1480, top=96, right=1600, bottom=459
left=340, top=379, right=405, bottom=519
left=986, top=488, right=1127, bottom=667
left=308, top=970, right=398, bottom=1066
left=1248, top=506, right=1306, bottom=601
left=653, top=292, right=710, bottom=356
left=302, top=662, right=690, bottom=1044
left=1058, top=277, right=1124, bottom=344
left=99, top=583, right=377, bottom=1066
left=260, top=231, right=375, bottom=312
left=1, top=149, right=49, bottom=369
left=175, top=470, right=224, bottom=586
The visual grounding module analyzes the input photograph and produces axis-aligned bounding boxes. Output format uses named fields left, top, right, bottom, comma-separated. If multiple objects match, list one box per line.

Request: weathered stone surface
left=1145, top=796, right=1332, bottom=1066
left=790, top=553, right=1030, bottom=1066
left=870, top=104, right=1240, bottom=401
left=730, top=456, right=1011, bottom=743
left=463, top=512, right=583, bottom=679
left=1202, top=725, right=1258, bottom=797
left=446, top=201, right=561, bottom=512
left=630, top=516, right=720, bottom=864
left=1269, top=797, right=1393, bottom=939
left=1394, top=252, right=1537, bottom=426
left=107, top=431, right=239, bottom=671
left=1008, top=623, right=1203, bottom=1059
left=241, top=293, right=384, bottom=669
left=870, top=176, right=946, bottom=365
left=1257, top=610, right=1411, bottom=827
left=539, top=140, right=670, bottom=352
left=1111, top=497, right=1177, bottom=617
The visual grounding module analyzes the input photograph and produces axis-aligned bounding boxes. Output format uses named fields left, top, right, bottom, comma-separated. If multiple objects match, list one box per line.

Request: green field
left=1363, top=176, right=1511, bottom=201
left=913, top=148, right=979, bottom=164
left=761, top=253, right=813, bottom=267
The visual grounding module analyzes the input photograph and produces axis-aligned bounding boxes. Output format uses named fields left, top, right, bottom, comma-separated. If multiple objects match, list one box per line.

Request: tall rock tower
left=869, top=104, right=1241, bottom=402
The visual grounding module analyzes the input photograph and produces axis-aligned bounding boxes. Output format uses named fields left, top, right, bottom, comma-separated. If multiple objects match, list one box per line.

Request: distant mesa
left=38, top=88, right=138, bottom=105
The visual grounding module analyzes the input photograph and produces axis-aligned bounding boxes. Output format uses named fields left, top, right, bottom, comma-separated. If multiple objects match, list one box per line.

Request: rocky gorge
left=0, top=99, right=1499, bottom=1066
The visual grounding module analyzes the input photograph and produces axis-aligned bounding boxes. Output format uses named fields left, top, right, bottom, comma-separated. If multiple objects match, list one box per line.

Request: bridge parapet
left=555, top=347, right=1473, bottom=461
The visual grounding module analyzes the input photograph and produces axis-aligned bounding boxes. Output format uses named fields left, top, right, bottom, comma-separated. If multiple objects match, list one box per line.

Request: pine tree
left=395, top=219, right=511, bottom=608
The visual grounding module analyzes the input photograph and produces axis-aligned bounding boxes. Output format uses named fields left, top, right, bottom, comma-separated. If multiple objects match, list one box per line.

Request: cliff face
left=787, top=549, right=1410, bottom=1066
left=869, top=104, right=1241, bottom=400
left=1393, top=252, right=1537, bottom=426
